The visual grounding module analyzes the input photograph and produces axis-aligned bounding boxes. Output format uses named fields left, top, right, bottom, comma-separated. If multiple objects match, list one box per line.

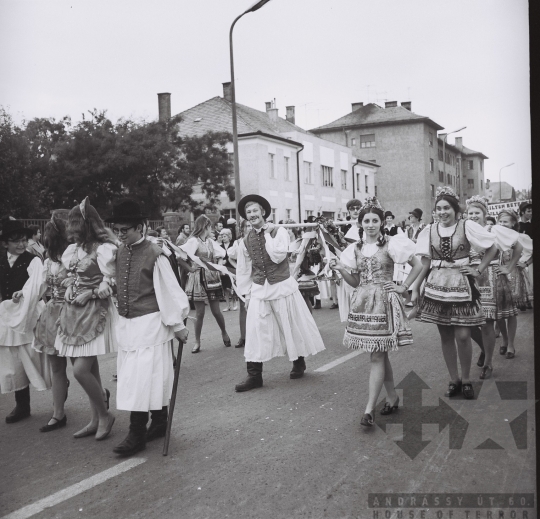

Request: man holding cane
left=105, top=200, right=190, bottom=457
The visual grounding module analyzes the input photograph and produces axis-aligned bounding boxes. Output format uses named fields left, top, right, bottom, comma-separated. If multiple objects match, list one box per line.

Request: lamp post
left=442, top=126, right=466, bottom=194
left=229, top=0, right=273, bottom=214
left=498, top=162, right=515, bottom=202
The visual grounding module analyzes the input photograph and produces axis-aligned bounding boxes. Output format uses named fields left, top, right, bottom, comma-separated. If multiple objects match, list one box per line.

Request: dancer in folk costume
left=414, top=187, right=498, bottom=400
left=329, top=197, right=423, bottom=427
left=464, top=196, right=523, bottom=378
left=105, top=200, right=190, bottom=456
left=496, top=209, right=533, bottom=358
left=55, top=198, right=117, bottom=440
left=32, top=215, right=72, bottom=432
left=180, top=215, right=231, bottom=354
left=234, top=195, right=326, bottom=392
left=0, top=218, right=50, bottom=423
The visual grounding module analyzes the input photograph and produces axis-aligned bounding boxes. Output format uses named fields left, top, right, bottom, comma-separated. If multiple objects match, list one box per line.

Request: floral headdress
left=362, top=196, right=384, bottom=212
left=465, top=195, right=489, bottom=211
left=435, top=186, right=459, bottom=202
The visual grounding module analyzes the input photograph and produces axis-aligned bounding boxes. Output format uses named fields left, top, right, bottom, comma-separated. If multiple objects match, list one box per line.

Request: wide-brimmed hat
left=105, top=199, right=148, bottom=223
left=519, top=201, right=532, bottom=214
left=384, top=211, right=395, bottom=219
left=0, top=218, right=33, bottom=241
left=409, top=208, right=423, bottom=219
left=237, top=195, right=271, bottom=220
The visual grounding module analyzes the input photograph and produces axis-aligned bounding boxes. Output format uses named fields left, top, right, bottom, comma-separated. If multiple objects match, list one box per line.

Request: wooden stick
left=163, top=339, right=184, bottom=456
left=274, top=221, right=351, bottom=228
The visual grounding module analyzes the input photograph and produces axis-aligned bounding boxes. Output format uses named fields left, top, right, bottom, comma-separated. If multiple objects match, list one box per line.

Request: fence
left=18, top=219, right=165, bottom=236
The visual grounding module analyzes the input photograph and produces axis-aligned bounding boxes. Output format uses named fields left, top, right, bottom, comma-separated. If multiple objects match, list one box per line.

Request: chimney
left=401, top=101, right=411, bottom=111
left=455, top=136, right=463, bottom=148
left=486, top=179, right=490, bottom=189
left=439, top=133, right=447, bottom=142
left=385, top=101, right=398, bottom=108
left=267, top=108, right=279, bottom=122
left=285, top=106, right=295, bottom=124
left=157, top=93, right=171, bottom=122
left=351, top=102, right=363, bottom=112
left=265, top=101, right=272, bottom=112
left=222, top=82, right=232, bottom=102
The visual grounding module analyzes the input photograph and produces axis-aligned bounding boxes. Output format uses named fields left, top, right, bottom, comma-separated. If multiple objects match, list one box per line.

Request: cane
left=163, top=338, right=184, bottom=456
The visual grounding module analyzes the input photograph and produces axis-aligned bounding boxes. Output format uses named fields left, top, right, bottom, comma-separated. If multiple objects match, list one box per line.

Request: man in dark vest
left=0, top=218, right=48, bottom=423
left=234, top=195, right=326, bottom=392
left=105, top=200, right=190, bottom=456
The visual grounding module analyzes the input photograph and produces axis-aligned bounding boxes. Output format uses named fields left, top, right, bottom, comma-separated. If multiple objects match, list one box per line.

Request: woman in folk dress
left=329, top=198, right=423, bottom=427
left=55, top=198, right=117, bottom=440
left=181, top=215, right=231, bottom=354
left=413, top=187, right=498, bottom=400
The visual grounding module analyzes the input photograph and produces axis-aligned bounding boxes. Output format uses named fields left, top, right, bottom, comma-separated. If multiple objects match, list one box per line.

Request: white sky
left=0, top=0, right=531, bottom=190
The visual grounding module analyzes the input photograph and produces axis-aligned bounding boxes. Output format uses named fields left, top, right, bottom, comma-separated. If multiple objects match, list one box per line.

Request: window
left=271, top=208, right=277, bottom=222
left=305, top=210, right=314, bottom=219
left=322, top=211, right=334, bottom=220
left=284, top=157, right=290, bottom=181
left=221, top=209, right=236, bottom=221
left=365, top=175, right=369, bottom=193
left=304, top=161, right=313, bottom=184
left=468, top=160, right=474, bottom=170
left=360, top=134, right=375, bottom=148
left=321, top=165, right=334, bottom=187
left=429, top=132, right=433, bottom=146
left=430, top=159, right=434, bottom=172
left=341, top=169, right=347, bottom=190
left=351, top=138, right=357, bottom=146
left=439, top=170, right=444, bottom=182
left=286, top=209, right=291, bottom=220
left=438, top=149, right=443, bottom=160
left=480, top=180, right=483, bottom=190
left=356, top=173, right=360, bottom=190
left=447, top=174, right=452, bottom=185
left=480, top=161, right=483, bottom=171
left=269, top=153, right=275, bottom=178
left=431, top=184, right=435, bottom=197
left=374, top=186, right=378, bottom=196
left=228, top=152, right=234, bottom=164
left=468, top=179, right=475, bottom=188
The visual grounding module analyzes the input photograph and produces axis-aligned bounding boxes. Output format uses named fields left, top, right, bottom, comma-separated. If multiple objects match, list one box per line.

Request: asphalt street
left=0, top=301, right=536, bottom=519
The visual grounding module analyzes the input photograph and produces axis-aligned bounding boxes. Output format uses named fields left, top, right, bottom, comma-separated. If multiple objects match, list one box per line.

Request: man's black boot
left=235, top=362, right=263, bottom=392
left=147, top=407, right=168, bottom=442
left=6, top=386, right=31, bottom=424
left=113, top=411, right=148, bottom=456
left=290, top=356, right=306, bottom=379
left=314, top=299, right=321, bottom=309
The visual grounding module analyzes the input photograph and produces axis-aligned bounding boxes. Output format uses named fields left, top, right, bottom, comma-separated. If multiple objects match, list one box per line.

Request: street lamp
left=229, top=0, right=273, bottom=214
left=442, top=126, right=466, bottom=194
left=498, top=162, right=515, bottom=202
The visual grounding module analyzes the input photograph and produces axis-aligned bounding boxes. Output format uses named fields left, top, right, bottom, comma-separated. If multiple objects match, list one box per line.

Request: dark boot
left=6, top=386, right=31, bottom=424
left=290, top=356, right=306, bottom=379
left=147, top=407, right=168, bottom=442
left=113, top=411, right=148, bottom=456
left=235, top=362, right=263, bottom=392
left=314, top=299, right=321, bottom=309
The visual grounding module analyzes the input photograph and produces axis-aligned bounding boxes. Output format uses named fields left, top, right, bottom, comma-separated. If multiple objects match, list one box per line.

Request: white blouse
left=180, top=237, right=225, bottom=261
left=518, top=233, right=533, bottom=263
left=340, top=233, right=416, bottom=270
left=61, top=242, right=117, bottom=282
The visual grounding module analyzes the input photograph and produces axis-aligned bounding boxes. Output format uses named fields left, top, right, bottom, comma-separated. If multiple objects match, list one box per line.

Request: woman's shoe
left=191, top=344, right=201, bottom=354
left=445, top=381, right=462, bottom=397
left=235, top=338, right=245, bottom=348
left=223, top=336, right=232, bottom=347
left=223, top=307, right=230, bottom=312
left=104, top=388, right=110, bottom=410
left=40, top=415, right=67, bottom=433
left=232, top=304, right=238, bottom=311
left=477, top=352, right=485, bottom=367
left=499, top=346, right=508, bottom=355
left=380, top=396, right=399, bottom=415
left=479, top=366, right=493, bottom=380
left=95, top=414, right=115, bottom=441
left=506, top=350, right=515, bottom=359
left=462, top=383, right=475, bottom=400
left=360, top=412, right=374, bottom=427
left=73, top=424, right=98, bottom=438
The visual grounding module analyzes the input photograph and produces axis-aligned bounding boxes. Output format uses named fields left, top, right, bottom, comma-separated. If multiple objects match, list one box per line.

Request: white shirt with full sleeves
left=61, top=242, right=117, bottom=282
left=180, top=237, right=226, bottom=261
left=236, top=226, right=298, bottom=300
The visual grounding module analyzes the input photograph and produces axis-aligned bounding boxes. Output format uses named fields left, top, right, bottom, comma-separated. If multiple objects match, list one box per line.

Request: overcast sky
left=1, top=0, right=531, bottom=190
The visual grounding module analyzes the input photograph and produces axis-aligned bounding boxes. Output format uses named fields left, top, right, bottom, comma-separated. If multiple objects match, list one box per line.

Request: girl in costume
left=464, top=197, right=523, bottom=378
left=32, top=216, right=71, bottom=432
left=218, top=228, right=238, bottom=312
left=55, top=198, right=116, bottom=440
left=413, top=187, right=498, bottom=400
left=329, top=197, right=423, bottom=427
left=496, top=209, right=533, bottom=358
left=180, top=215, right=231, bottom=354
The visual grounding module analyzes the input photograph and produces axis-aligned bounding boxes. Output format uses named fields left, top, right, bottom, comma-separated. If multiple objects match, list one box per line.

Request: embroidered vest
left=116, top=239, right=163, bottom=319
left=244, top=228, right=290, bottom=286
left=0, top=251, right=34, bottom=300
left=429, top=220, right=470, bottom=263
left=354, top=241, right=395, bottom=286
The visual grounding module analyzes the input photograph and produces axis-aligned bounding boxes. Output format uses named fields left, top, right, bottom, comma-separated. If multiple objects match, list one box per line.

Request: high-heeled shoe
left=223, top=336, right=231, bottom=348
left=40, top=415, right=67, bottom=433
left=360, top=412, right=374, bottom=427
left=104, top=388, right=110, bottom=410
left=499, top=345, right=508, bottom=355
left=479, top=366, right=493, bottom=379
left=380, top=396, right=399, bottom=415
left=73, top=424, right=98, bottom=438
left=95, top=414, right=115, bottom=441
left=191, top=344, right=201, bottom=354
left=235, top=338, right=245, bottom=348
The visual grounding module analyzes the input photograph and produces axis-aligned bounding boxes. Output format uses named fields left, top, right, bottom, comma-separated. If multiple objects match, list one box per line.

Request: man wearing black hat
left=105, top=200, right=190, bottom=456
left=406, top=208, right=425, bottom=242
left=233, top=195, right=325, bottom=392
left=383, top=211, right=400, bottom=236
left=0, top=218, right=49, bottom=423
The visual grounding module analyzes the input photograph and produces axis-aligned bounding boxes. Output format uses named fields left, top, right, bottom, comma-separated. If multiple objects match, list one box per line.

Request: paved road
left=0, top=301, right=535, bottom=519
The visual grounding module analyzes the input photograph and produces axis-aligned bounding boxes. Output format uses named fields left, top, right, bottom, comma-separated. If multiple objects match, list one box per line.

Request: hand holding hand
left=174, top=328, right=189, bottom=344
left=97, top=281, right=113, bottom=298
left=71, top=289, right=93, bottom=306
left=495, top=266, right=510, bottom=276
left=12, top=291, right=23, bottom=303
left=459, top=266, right=480, bottom=277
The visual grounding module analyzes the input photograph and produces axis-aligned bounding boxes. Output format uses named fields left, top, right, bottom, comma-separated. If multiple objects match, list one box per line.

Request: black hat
left=304, top=215, right=317, bottom=223
left=105, top=199, right=148, bottom=223
left=0, top=218, right=33, bottom=241
left=237, top=195, right=271, bottom=220
left=409, top=208, right=423, bottom=219
left=519, top=201, right=532, bottom=214
left=384, top=211, right=394, bottom=219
